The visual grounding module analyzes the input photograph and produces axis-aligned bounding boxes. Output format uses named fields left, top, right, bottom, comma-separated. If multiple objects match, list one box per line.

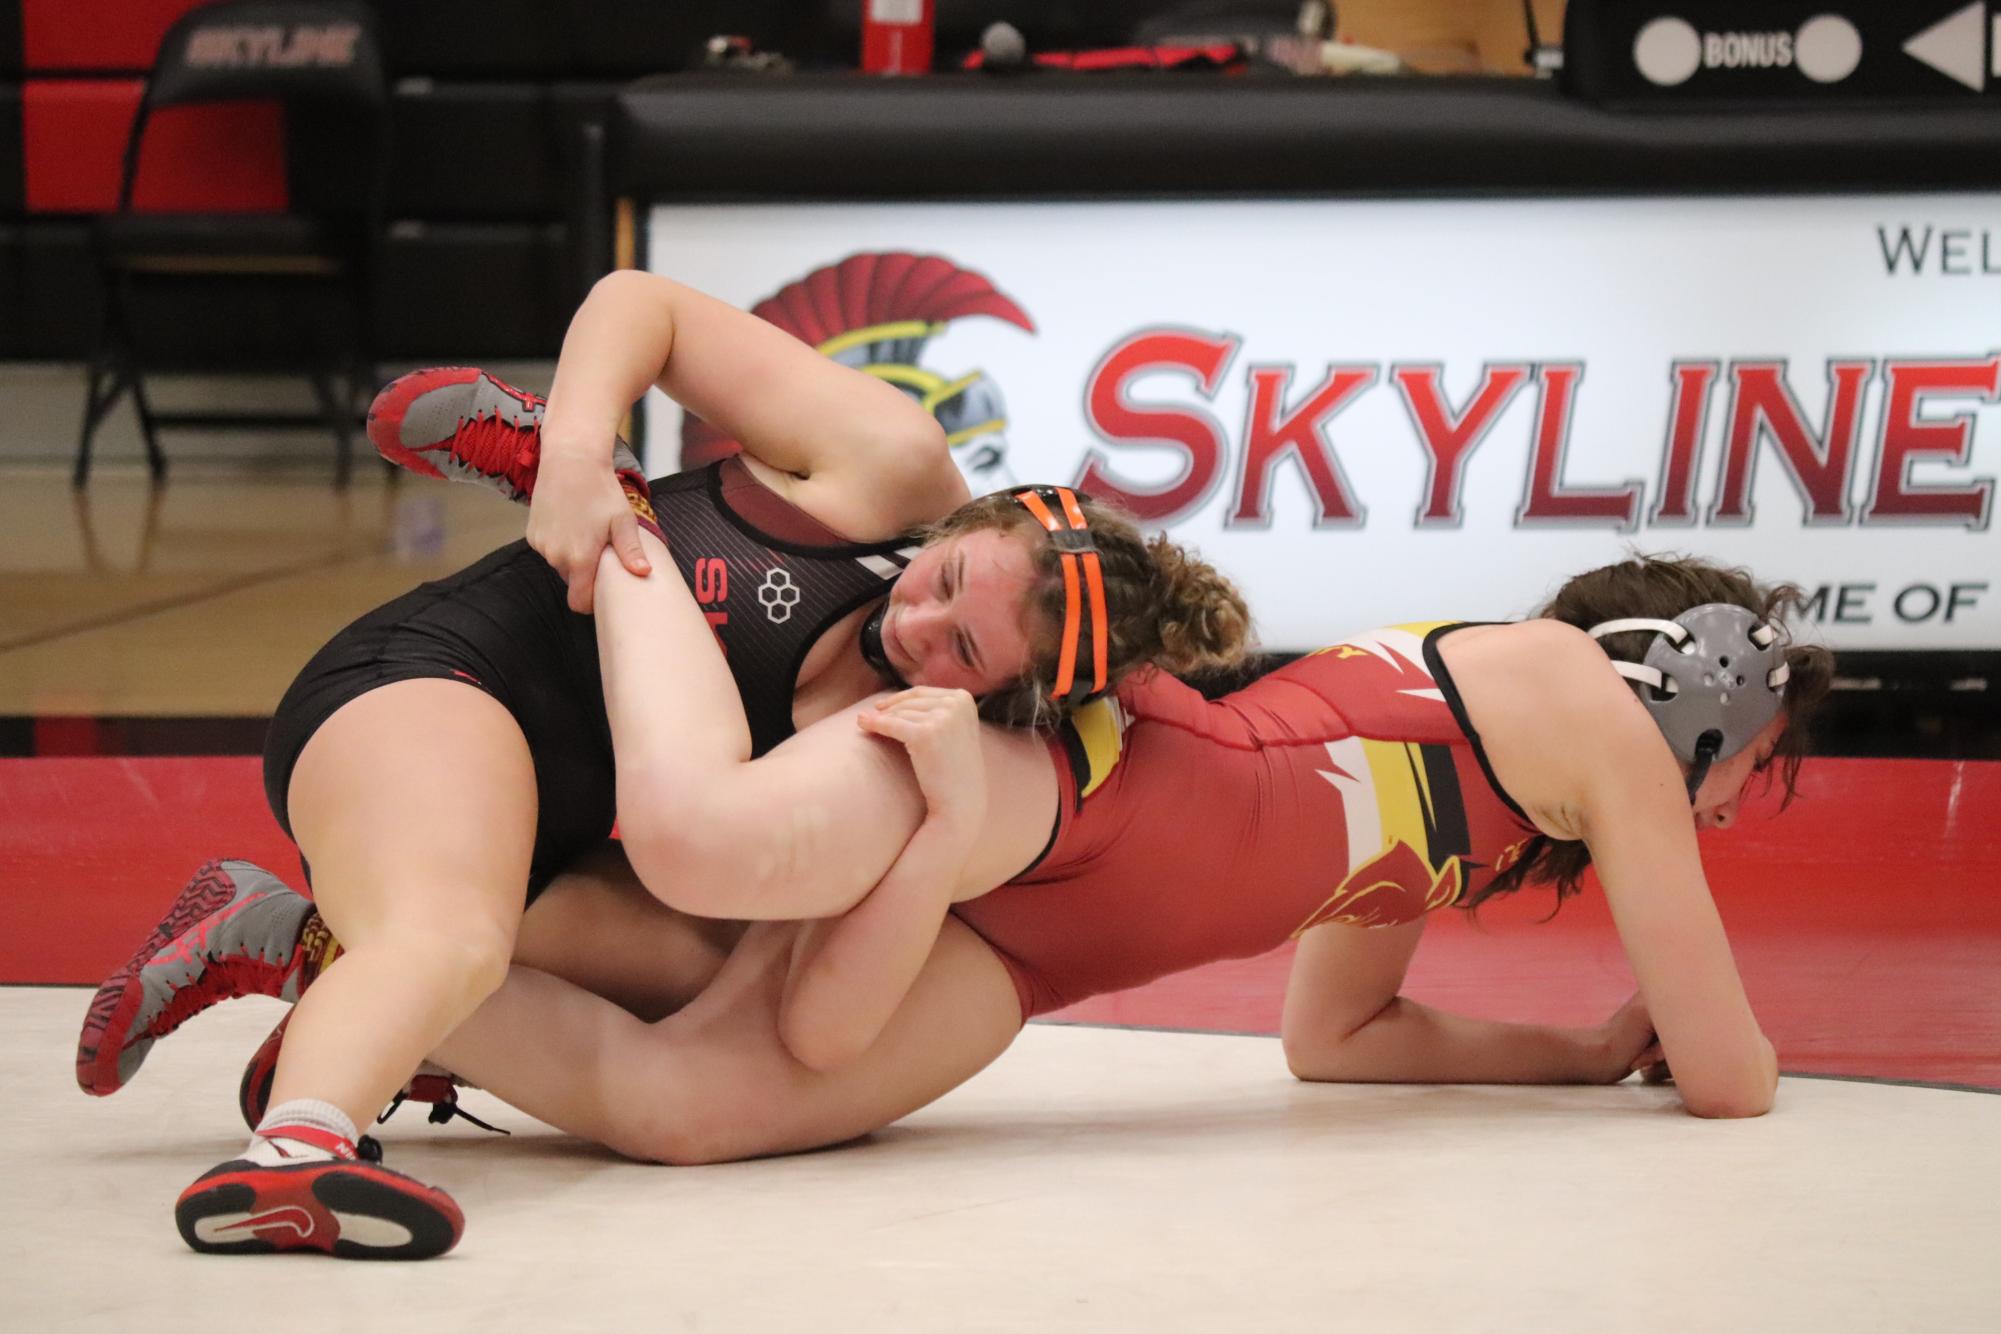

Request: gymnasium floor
left=2, top=371, right=1997, bottom=1329
left=5, top=991, right=1997, bottom=1333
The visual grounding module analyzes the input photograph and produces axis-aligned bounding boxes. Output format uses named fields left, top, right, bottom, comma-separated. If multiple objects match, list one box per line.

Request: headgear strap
left=1010, top=485, right=1108, bottom=704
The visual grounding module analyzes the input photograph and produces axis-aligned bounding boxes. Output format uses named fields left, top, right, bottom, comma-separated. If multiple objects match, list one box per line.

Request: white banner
left=646, top=196, right=2001, bottom=651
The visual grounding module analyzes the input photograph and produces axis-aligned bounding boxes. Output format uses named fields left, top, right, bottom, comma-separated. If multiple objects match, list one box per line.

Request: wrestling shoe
left=240, top=1012, right=504, bottom=1138
left=76, top=860, right=335, bottom=1097
left=176, top=1124, right=464, bottom=1259
left=366, top=366, right=647, bottom=503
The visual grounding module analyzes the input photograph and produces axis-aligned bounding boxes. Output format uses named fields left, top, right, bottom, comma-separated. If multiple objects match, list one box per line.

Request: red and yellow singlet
left=953, top=623, right=1542, bottom=1019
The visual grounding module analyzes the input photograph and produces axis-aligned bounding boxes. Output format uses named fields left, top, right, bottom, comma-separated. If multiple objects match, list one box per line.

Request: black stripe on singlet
left=1415, top=742, right=1474, bottom=868
left=1420, top=622, right=1536, bottom=828
left=1056, top=721, right=1093, bottom=814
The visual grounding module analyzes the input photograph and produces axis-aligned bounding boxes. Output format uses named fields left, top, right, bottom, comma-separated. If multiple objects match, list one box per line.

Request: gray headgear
left=1588, top=603, right=1791, bottom=799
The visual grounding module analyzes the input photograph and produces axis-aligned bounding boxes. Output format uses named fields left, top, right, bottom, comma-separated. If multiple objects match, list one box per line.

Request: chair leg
left=75, top=359, right=151, bottom=489
left=310, top=371, right=354, bottom=489
left=126, top=367, right=168, bottom=485
left=346, top=349, right=374, bottom=432
left=73, top=303, right=128, bottom=489
left=75, top=287, right=115, bottom=489
left=350, top=358, right=397, bottom=482
left=74, top=362, right=115, bottom=490
left=107, top=273, right=168, bottom=484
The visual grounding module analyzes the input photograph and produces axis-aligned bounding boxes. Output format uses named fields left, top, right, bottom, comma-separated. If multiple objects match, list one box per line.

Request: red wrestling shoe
left=76, top=860, right=328, bottom=1097
left=237, top=1012, right=289, bottom=1131
left=176, top=1124, right=464, bottom=1259
left=366, top=366, right=648, bottom=503
left=240, top=1013, right=501, bottom=1139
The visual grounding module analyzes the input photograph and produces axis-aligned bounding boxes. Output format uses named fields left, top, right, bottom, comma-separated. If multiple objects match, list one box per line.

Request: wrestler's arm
left=553, top=269, right=956, bottom=778
left=561, top=273, right=979, bottom=913
left=590, top=536, right=1006, bottom=920
left=611, top=636, right=1055, bottom=923
left=1471, top=624, right=1775, bottom=1116
left=1280, top=919, right=1653, bottom=1084
left=774, top=715, right=1053, bottom=1072
left=1567, top=688, right=1778, bottom=1118
left=1284, top=625, right=1771, bottom=1111
left=542, top=270, right=967, bottom=540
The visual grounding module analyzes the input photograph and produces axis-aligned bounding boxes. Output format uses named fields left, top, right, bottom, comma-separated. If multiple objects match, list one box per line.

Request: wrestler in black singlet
left=262, top=457, right=920, bottom=900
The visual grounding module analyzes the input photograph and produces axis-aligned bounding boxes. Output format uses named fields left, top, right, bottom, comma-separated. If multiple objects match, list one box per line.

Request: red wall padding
left=2, top=754, right=1996, bottom=1087
left=21, top=0, right=209, bottom=71
left=0, top=757, right=301, bottom=987
left=21, top=78, right=285, bottom=213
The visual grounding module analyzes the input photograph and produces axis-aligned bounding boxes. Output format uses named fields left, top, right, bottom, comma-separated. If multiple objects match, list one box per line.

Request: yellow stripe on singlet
left=1069, top=696, right=1125, bottom=799
left=1301, top=619, right=1460, bottom=868
left=1360, top=739, right=1432, bottom=869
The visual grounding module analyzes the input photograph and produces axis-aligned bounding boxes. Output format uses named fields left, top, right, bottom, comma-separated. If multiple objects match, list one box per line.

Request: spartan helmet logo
left=681, top=252, right=1036, bottom=491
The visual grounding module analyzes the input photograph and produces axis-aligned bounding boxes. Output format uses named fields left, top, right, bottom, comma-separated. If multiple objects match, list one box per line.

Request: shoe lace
left=147, top=956, right=290, bottom=1039
left=377, top=1082, right=511, bottom=1137
left=455, top=411, right=539, bottom=488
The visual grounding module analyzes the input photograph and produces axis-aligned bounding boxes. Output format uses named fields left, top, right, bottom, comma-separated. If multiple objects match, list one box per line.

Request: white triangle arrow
left=1903, top=1, right=1986, bottom=91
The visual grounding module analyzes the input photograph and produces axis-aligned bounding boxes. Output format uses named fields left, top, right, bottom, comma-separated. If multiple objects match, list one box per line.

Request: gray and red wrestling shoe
left=76, top=860, right=328, bottom=1097
left=366, top=366, right=648, bottom=504
left=176, top=1124, right=464, bottom=1259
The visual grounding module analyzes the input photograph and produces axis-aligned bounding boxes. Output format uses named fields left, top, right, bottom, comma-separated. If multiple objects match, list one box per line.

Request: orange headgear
left=1009, top=485, right=1108, bottom=705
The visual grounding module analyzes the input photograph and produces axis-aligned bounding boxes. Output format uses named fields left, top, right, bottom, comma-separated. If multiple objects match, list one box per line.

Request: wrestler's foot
left=240, top=1012, right=500, bottom=1138
left=76, top=860, right=334, bottom=1097
left=366, top=366, right=645, bottom=502
left=177, top=1122, right=464, bottom=1259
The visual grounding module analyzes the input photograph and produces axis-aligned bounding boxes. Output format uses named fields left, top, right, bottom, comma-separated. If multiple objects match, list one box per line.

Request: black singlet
left=262, top=457, right=917, bottom=897
left=648, top=459, right=919, bottom=755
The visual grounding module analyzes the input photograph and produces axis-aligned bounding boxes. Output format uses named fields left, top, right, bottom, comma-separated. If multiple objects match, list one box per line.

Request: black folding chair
left=74, top=0, right=389, bottom=488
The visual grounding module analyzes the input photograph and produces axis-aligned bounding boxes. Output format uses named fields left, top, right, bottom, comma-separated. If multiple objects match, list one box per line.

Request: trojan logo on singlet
left=1293, top=623, right=1473, bottom=933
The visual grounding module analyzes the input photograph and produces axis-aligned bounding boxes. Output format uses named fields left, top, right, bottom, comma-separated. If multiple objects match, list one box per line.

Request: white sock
left=241, top=1098, right=360, bottom=1164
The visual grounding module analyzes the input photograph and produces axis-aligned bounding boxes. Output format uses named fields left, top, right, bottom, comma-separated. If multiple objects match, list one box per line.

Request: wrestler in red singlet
left=955, top=622, right=1541, bottom=1019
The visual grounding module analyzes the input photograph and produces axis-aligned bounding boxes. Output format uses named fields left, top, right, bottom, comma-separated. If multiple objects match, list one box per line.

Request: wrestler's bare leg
left=431, top=915, right=1024, bottom=1164
left=272, top=680, right=537, bottom=1131
left=512, top=842, right=746, bottom=1021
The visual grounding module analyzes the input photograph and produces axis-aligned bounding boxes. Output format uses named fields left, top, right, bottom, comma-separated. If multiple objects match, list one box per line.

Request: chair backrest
left=120, top=0, right=389, bottom=217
